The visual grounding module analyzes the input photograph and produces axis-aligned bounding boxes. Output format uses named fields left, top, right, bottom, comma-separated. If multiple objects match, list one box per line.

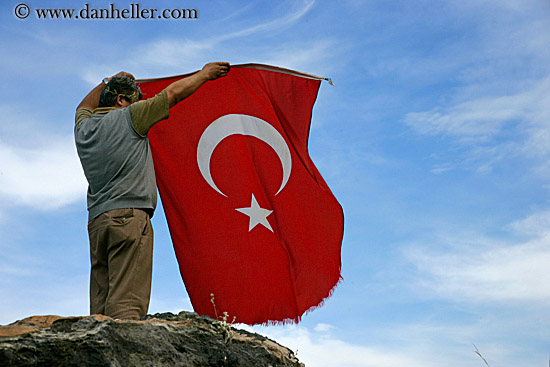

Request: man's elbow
left=165, top=87, right=178, bottom=108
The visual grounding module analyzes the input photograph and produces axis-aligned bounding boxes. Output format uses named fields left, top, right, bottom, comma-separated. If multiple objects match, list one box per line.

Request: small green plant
left=210, top=293, right=236, bottom=344
left=209, top=293, right=238, bottom=366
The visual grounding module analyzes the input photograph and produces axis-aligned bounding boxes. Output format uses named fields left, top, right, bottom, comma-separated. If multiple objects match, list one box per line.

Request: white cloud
left=125, top=0, right=334, bottom=78
left=134, top=38, right=217, bottom=71
left=313, top=323, right=334, bottom=333
left=0, top=101, right=87, bottom=212
left=405, top=210, right=550, bottom=303
left=376, top=318, right=546, bottom=367
left=244, top=323, right=427, bottom=367
left=0, top=136, right=87, bottom=210
left=507, top=210, right=550, bottom=236
left=404, top=77, right=550, bottom=141
left=404, top=77, right=550, bottom=175
left=395, top=0, right=550, bottom=177
left=237, top=317, right=546, bottom=367
left=215, top=0, right=315, bottom=42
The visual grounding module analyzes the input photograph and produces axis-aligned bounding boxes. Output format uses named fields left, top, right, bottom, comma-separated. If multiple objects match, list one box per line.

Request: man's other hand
left=165, top=62, right=230, bottom=108
left=201, top=62, right=230, bottom=80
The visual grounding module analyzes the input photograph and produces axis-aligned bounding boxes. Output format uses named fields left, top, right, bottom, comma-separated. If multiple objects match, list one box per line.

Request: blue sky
left=1, top=0, right=549, bottom=365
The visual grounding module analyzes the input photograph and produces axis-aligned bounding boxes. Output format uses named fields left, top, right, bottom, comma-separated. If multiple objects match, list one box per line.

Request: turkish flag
left=139, top=64, right=343, bottom=325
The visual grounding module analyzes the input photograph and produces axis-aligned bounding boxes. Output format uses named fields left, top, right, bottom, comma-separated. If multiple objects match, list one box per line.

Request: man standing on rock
left=74, top=62, right=230, bottom=320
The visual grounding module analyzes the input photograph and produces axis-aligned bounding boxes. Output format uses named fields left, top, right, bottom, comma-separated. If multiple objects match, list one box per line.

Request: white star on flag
left=236, top=194, right=274, bottom=232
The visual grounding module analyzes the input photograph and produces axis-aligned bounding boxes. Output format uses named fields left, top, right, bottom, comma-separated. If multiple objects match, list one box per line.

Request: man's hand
left=165, top=61, right=230, bottom=108
left=200, top=62, right=230, bottom=81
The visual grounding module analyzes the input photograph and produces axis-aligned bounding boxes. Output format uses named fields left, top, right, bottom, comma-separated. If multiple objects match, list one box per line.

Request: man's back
left=75, top=107, right=156, bottom=221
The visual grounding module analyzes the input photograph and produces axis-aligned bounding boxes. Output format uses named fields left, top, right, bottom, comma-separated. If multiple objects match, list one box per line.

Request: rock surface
left=0, top=311, right=304, bottom=366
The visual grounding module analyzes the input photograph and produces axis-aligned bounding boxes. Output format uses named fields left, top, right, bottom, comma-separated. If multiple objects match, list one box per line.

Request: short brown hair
left=98, top=75, right=143, bottom=107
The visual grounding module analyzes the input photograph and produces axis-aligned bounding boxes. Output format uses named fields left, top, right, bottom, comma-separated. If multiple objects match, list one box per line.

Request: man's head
left=98, top=75, right=143, bottom=108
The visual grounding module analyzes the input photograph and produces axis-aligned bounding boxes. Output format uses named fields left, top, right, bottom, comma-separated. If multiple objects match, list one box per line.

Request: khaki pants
left=88, top=208, right=153, bottom=320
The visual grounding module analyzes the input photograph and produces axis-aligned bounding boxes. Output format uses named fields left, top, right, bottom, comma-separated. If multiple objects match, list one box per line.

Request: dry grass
left=473, top=344, right=490, bottom=367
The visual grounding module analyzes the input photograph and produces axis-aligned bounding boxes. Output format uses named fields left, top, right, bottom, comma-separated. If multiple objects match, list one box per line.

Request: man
left=75, top=62, right=230, bottom=320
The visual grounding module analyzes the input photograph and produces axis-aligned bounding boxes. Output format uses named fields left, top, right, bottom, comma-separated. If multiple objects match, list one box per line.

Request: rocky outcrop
left=0, top=311, right=304, bottom=366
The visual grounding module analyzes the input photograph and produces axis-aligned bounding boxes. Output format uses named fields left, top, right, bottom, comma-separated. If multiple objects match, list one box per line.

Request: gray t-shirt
left=74, top=91, right=169, bottom=221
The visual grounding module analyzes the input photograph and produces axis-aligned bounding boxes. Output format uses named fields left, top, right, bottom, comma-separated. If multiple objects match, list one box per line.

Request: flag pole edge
left=136, top=63, right=327, bottom=83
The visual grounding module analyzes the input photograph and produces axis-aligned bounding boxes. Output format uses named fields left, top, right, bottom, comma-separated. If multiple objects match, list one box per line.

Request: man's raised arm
left=165, top=62, right=230, bottom=108
left=76, top=71, right=136, bottom=110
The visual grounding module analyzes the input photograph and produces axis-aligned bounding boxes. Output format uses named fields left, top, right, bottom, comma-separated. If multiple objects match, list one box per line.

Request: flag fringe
left=258, top=272, right=344, bottom=327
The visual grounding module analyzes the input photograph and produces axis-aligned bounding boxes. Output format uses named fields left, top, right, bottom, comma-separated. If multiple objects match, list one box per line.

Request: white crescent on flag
left=196, top=114, right=292, bottom=197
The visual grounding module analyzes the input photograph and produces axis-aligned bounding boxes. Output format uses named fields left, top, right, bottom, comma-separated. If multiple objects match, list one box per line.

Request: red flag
left=139, top=64, right=343, bottom=325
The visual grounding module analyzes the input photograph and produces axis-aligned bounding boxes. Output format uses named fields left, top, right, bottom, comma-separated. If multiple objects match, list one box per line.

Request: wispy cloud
left=404, top=77, right=550, bottom=175
left=0, top=108, right=87, bottom=211
left=377, top=317, right=546, bottom=367
left=391, top=0, right=550, bottom=177
left=245, top=323, right=427, bottom=367
left=0, top=138, right=86, bottom=210
left=404, top=210, right=550, bottom=303
left=126, top=0, right=328, bottom=76
left=404, top=77, right=550, bottom=141
left=216, top=0, right=315, bottom=42
left=507, top=210, right=550, bottom=236
left=247, top=320, right=542, bottom=367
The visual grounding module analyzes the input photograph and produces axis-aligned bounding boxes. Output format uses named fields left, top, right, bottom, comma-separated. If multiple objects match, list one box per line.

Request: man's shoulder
left=76, top=106, right=124, bottom=125
left=75, top=107, right=93, bottom=126
left=129, top=90, right=169, bottom=136
left=130, top=89, right=168, bottom=113
left=75, top=108, right=131, bottom=134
